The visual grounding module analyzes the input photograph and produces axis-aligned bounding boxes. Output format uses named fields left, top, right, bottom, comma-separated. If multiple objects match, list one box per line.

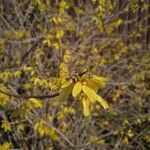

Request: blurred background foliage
left=0, top=0, right=150, bottom=149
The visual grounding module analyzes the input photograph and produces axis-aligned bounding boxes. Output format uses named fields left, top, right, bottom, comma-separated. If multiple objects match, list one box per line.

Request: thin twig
left=49, top=124, right=75, bottom=148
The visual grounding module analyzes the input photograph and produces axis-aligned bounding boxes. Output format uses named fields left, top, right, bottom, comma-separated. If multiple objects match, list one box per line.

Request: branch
left=0, top=88, right=59, bottom=99
left=0, top=69, right=88, bottom=99
left=49, top=124, right=75, bottom=148
left=20, top=36, right=44, bottom=65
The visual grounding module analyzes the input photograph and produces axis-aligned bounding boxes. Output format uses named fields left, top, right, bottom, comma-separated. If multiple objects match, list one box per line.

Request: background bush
left=0, top=0, right=150, bottom=149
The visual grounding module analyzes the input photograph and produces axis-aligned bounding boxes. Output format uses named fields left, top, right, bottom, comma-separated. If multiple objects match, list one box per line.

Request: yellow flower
left=60, top=74, right=109, bottom=117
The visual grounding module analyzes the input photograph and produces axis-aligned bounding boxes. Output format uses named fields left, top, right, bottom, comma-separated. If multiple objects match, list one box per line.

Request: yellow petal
left=86, top=79, right=99, bottom=92
left=28, top=98, right=43, bottom=108
left=93, top=75, right=108, bottom=82
left=91, top=75, right=108, bottom=88
left=72, top=81, right=82, bottom=97
left=82, top=98, right=90, bottom=117
left=82, top=85, right=96, bottom=103
left=96, top=95, right=109, bottom=109
left=59, top=83, right=74, bottom=101
left=61, top=80, right=72, bottom=88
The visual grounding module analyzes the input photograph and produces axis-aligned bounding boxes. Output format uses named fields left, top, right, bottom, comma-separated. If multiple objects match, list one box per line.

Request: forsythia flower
left=59, top=75, right=109, bottom=116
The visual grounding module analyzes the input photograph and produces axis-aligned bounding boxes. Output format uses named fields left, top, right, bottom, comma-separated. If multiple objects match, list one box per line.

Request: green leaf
left=72, top=81, right=82, bottom=97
